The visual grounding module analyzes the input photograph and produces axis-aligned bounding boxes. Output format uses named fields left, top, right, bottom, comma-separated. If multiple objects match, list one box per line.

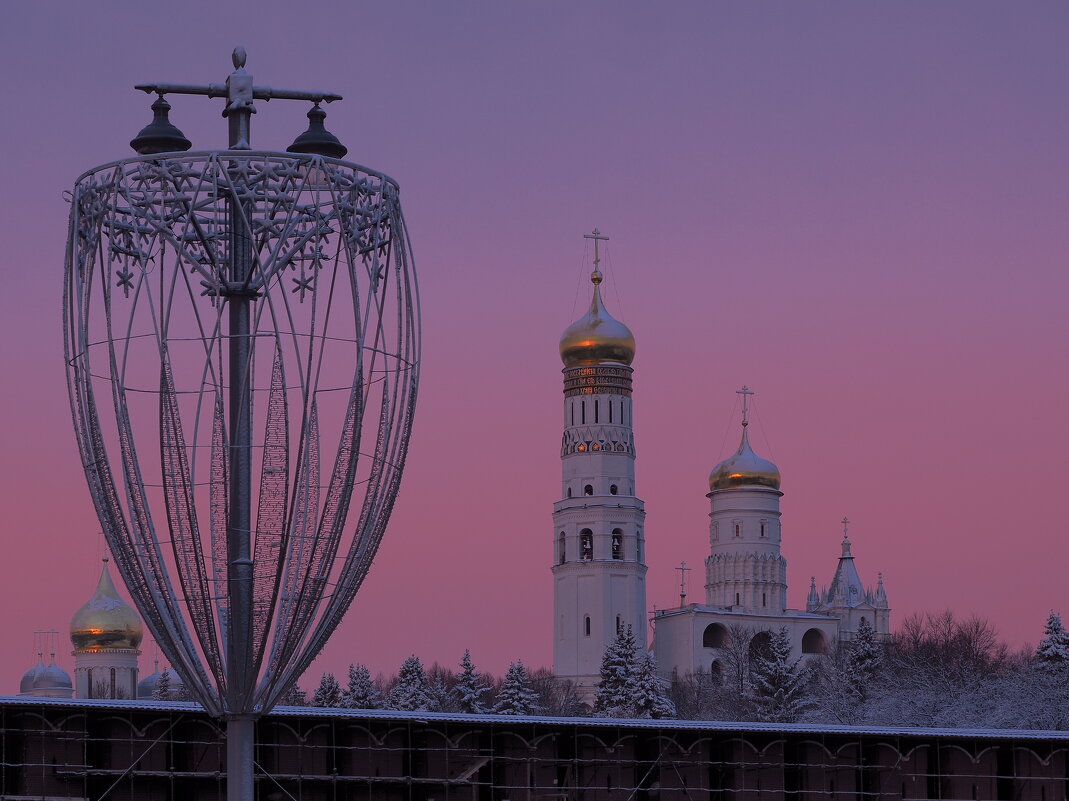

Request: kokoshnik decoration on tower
left=63, top=48, right=419, bottom=800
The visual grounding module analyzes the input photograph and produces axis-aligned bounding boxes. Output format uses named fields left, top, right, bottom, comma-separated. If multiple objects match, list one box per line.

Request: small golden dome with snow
left=559, top=271, right=636, bottom=367
left=70, top=559, right=143, bottom=651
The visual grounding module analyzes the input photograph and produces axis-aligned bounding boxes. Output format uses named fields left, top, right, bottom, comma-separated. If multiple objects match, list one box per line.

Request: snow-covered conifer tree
left=385, top=655, right=433, bottom=711
left=151, top=669, right=171, bottom=701
left=748, top=628, right=811, bottom=722
left=844, top=617, right=882, bottom=701
left=427, top=674, right=456, bottom=712
left=342, top=664, right=381, bottom=709
left=454, top=650, right=489, bottom=713
left=632, top=652, right=676, bottom=719
left=492, top=660, right=541, bottom=715
left=593, top=626, right=638, bottom=717
left=1036, top=611, right=1069, bottom=666
left=311, top=672, right=343, bottom=708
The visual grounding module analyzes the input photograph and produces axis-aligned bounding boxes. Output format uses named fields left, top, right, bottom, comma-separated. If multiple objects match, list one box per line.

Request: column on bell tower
left=551, top=230, right=647, bottom=699
left=704, top=387, right=787, bottom=614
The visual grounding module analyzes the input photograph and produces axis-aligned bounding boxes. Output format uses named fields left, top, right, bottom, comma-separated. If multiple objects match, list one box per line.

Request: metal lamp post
left=64, top=48, right=420, bottom=800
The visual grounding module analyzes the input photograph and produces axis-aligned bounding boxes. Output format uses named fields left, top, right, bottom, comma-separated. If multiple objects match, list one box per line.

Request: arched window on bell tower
left=611, top=529, right=622, bottom=560
left=580, top=530, right=593, bottom=561
left=558, top=532, right=566, bottom=565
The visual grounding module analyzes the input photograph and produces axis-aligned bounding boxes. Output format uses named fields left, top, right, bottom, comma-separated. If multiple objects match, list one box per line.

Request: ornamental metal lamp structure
left=63, top=48, right=419, bottom=800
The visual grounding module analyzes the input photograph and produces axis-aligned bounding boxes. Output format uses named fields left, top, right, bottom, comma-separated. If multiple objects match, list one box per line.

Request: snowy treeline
left=299, top=650, right=581, bottom=715
left=294, top=611, right=1069, bottom=729
left=670, top=611, right=1069, bottom=729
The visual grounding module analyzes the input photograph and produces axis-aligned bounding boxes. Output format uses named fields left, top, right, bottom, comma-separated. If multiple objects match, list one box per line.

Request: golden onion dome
left=709, top=425, right=781, bottom=491
left=70, top=559, right=143, bottom=651
left=559, top=270, right=635, bottom=367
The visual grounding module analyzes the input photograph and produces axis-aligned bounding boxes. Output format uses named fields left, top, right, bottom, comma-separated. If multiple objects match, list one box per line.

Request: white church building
left=551, top=235, right=889, bottom=695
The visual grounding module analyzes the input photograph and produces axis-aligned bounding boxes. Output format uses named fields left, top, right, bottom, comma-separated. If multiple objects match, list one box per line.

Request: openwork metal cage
left=63, top=150, right=419, bottom=718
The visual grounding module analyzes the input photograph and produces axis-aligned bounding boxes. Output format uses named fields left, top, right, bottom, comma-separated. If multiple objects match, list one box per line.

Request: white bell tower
left=552, top=230, right=647, bottom=698
left=705, top=387, right=787, bottom=614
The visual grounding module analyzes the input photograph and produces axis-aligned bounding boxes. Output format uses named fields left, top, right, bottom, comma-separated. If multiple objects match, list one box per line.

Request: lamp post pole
left=223, top=54, right=256, bottom=801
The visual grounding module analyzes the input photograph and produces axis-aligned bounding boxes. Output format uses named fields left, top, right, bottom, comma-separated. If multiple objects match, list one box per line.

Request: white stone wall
left=652, top=607, right=839, bottom=678
left=705, top=486, right=787, bottom=613
left=553, top=376, right=647, bottom=697
left=73, top=649, right=139, bottom=700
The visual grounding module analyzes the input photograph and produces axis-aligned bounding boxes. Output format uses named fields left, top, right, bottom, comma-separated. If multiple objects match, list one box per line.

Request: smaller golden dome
left=70, top=559, right=143, bottom=652
left=559, top=270, right=636, bottom=367
left=709, top=426, right=781, bottom=491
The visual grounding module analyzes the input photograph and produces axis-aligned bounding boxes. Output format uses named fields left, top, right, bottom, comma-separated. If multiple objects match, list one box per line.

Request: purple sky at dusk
left=0, top=2, right=1066, bottom=692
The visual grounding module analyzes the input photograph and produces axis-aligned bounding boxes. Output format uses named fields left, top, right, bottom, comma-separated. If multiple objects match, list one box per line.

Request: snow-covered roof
left=0, top=695, right=1065, bottom=742
left=827, top=561, right=865, bottom=606
left=654, top=604, right=836, bottom=621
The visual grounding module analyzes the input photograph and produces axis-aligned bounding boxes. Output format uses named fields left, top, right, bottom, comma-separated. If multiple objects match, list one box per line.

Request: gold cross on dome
left=737, top=385, right=754, bottom=426
left=583, top=228, right=610, bottom=270
left=841, top=517, right=850, bottom=538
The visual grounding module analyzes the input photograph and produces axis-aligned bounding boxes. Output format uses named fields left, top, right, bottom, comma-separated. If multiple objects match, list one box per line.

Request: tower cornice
left=706, top=485, right=784, bottom=500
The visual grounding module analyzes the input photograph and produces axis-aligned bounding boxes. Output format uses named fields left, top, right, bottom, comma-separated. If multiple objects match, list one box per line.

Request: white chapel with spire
left=806, top=518, right=891, bottom=639
left=552, top=229, right=647, bottom=699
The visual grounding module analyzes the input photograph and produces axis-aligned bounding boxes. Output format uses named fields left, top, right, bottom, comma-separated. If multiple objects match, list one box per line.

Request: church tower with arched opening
left=552, top=230, right=647, bottom=699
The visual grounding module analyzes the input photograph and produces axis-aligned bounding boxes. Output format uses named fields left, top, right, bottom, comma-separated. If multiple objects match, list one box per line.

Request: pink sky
left=0, top=2, right=1066, bottom=692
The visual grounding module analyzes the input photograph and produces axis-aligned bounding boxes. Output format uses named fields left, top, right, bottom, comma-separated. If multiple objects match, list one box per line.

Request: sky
left=0, top=1, right=1067, bottom=692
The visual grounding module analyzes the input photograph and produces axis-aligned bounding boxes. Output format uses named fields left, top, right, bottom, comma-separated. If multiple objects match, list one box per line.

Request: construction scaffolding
left=0, top=698, right=1065, bottom=801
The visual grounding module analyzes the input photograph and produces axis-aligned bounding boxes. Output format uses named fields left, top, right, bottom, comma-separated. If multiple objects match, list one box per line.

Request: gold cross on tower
left=583, top=228, right=610, bottom=275
left=675, top=560, right=692, bottom=608
left=737, top=385, right=754, bottom=426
